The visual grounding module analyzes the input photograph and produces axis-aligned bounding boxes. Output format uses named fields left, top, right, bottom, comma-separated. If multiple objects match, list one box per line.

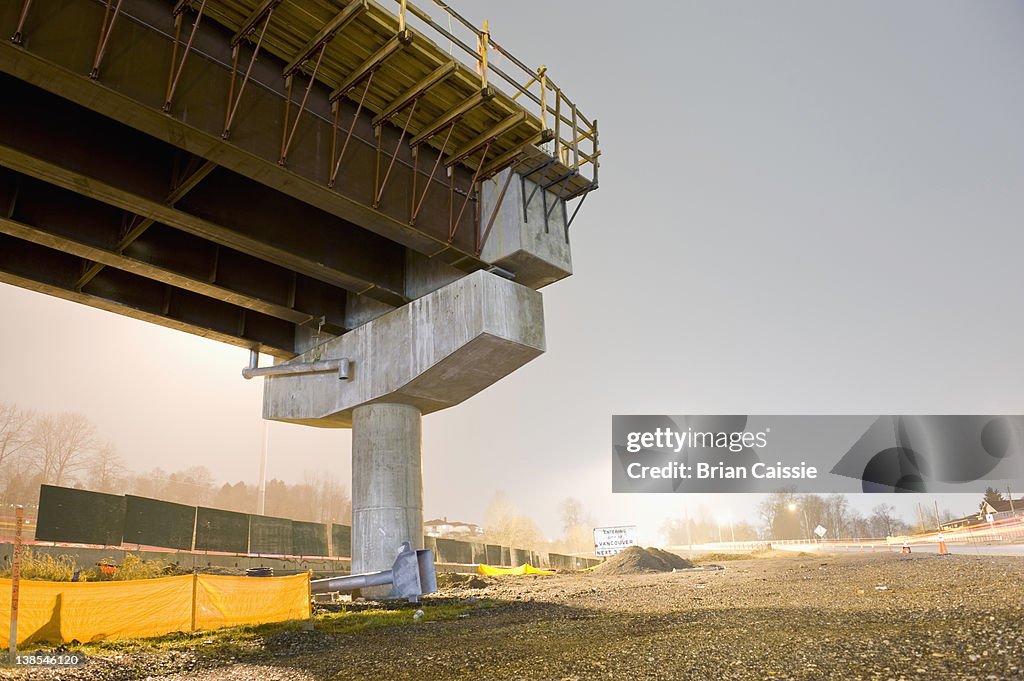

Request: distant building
left=940, top=496, right=1023, bottom=531
left=424, top=517, right=483, bottom=539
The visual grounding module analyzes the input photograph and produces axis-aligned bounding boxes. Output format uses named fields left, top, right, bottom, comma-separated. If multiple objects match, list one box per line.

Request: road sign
left=593, top=525, right=638, bottom=557
left=814, top=525, right=827, bottom=538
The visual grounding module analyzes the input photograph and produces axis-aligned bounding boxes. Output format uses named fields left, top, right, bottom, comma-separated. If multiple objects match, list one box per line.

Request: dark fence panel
left=331, top=524, right=351, bottom=557
left=36, top=484, right=125, bottom=546
left=194, top=507, right=250, bottom=553
left=422, top=536, right=437, bottom=555
left=249, top=515, right=293, bottom=555
left=435, top=538, right=473, bottom=564
left=485, top=544, right=502, bottom=565
left=123, top=495, right=195, bottom=550
left=292, top=520, right=328, bottom=556
left=548, top=553, right=575, bottom=570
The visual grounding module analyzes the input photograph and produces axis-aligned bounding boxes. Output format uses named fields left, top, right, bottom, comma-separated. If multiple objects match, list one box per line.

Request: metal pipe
left=242, top=358, right=350, bottom=380
left=311, top=569, right=393, bottom=594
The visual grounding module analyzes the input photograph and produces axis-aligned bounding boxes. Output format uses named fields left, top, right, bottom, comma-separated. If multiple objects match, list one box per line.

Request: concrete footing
left=351, top=403, right=423, bottom=597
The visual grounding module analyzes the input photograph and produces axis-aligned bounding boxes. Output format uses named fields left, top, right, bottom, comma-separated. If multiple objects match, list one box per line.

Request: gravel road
left=4, top=551, right=1022, bottom=680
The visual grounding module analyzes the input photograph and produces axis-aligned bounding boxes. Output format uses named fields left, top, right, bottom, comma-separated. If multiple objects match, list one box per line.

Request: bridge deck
left=205, top=0, right=597, bottom=197
left=0, top=0, right=598, bottom=357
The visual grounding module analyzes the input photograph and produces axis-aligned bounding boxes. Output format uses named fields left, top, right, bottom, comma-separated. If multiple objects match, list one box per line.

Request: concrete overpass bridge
left=0, top=0, right=598, bottom=585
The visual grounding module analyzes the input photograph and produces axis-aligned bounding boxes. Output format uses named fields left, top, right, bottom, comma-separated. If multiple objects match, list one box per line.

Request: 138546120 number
left=11, top=654, right=85, bottom=667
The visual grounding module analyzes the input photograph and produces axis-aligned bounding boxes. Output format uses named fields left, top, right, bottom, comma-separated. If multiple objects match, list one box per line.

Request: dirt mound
left=692, top=552, right=757, bottom=563
left=593, top=546, right=694, bottom=575
left=436, top=572, right=491, bottom=589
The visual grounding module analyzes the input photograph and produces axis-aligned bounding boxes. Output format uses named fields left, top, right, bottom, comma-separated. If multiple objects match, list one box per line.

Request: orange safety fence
left=0, top=573, right=310, bottom=645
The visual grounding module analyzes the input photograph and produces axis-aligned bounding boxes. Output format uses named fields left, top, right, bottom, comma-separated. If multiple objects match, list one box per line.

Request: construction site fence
left=0, top=540, right=599, bottom=578
left=27, top=486, right=601, bottom=569
left=0, top=573, right=310, bottom=645
left=674, top=514, right=1024, bottom=553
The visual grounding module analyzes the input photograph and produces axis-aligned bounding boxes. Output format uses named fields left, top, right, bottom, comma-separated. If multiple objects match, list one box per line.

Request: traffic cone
left=938, top=537, right=949, bottom=555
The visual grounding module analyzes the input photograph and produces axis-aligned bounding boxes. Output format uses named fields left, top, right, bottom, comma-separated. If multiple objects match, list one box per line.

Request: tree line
left=0, top=400, right=350, bottom=525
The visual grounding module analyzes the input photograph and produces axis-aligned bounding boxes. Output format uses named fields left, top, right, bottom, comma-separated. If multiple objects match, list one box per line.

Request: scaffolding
left=165, top=0, right=599, bottom=200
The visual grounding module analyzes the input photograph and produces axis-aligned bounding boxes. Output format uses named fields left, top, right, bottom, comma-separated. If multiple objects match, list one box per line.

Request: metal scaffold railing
left=390, top=0, right=600, bottom=190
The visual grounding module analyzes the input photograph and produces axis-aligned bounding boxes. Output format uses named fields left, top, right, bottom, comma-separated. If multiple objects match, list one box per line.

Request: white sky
left=3, top=1, right=1024, bottom=544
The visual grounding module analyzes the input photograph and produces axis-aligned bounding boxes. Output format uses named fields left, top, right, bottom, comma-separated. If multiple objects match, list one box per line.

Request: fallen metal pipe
left=242, top=358, right=350, bottom=380
left=311, top=542, right=437, bottom=601
left=312, top=568, right=395, bottom=593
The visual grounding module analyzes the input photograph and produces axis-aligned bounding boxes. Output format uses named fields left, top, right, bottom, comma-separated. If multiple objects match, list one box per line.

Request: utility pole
left=1009, top=486, right=1016, bottom=516
left=257, top=420, right=269, bottom=516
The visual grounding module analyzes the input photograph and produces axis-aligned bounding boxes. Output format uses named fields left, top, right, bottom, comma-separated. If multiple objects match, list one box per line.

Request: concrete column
left=351, top=403, right=423, bottom=594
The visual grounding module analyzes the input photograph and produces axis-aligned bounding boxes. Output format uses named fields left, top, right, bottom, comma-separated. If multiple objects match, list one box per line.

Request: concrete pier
left=351, top=403, right=423, bottom=595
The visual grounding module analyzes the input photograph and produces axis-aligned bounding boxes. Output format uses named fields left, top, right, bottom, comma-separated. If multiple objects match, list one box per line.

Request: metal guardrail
left=390, top=0, right=600, bottom=185
left=671, top=516, right=1024, bottom=553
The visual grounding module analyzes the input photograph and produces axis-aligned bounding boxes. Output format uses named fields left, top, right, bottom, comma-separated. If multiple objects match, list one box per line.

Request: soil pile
left=437, top=572, right=491, bottom=589
left=593, top=546, right=694, bottom=575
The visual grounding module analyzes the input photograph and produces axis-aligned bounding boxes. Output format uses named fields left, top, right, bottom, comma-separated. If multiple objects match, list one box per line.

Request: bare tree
left=484, top=492, right=541, bottom=548
left=558, top=497, right=594, bottom=553
left=0, top=401, right=35, bottom=504
left=85, top=441, right=126, bottom=493
left=869, top=503, right=898, bottom=538
left=824, top=494, right=850, bottom=538
left=31, top=412, right=97, bottom=486
left=0, top=401, right=33, bottom=470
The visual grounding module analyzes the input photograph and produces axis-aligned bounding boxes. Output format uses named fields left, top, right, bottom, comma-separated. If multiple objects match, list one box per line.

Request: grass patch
left=0, top=550, right=172, bottom=582
left=17, top=599, right=499, bottom=659
left=0, top=549, right=78, bottom=581
left=100, top=554, right=169, bottom=581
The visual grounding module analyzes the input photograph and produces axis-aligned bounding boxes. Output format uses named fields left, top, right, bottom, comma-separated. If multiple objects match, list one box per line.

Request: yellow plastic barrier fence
left=477, top=563, right=556, bottom=576
left=0, top=573, right=310, bottom=645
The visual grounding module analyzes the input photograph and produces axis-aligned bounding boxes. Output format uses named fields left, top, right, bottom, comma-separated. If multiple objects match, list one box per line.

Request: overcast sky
left=2, top=1, right=1024, bottom=543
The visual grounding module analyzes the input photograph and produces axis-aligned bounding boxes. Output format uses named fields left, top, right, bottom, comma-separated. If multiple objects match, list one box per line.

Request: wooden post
left=190, top=572, right=198, bottom=632
left=539, top=66, right=547, bottom=130
left=304, top=569, right=314, bottom=631
left=479, top=20, right=488, bottom=87
left=8, top=505, right=23, bottom=662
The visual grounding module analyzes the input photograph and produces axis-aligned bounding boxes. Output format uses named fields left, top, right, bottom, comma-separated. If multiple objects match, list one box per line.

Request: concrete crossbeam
left=262, top=270, right=545, bottom=427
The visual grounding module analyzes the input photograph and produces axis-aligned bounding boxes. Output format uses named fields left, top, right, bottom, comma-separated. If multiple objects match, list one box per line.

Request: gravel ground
left=3, top=551, right=1022, bottom=680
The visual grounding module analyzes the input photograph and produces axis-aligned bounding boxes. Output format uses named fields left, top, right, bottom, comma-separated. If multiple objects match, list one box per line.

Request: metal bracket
left=11, top=0, right=33, bottom=45
left=163, top=0, right=207, bottom=112
left=410, top=121, right=457, bottom=225
left=328, top=72, right=375, bottom=189
left=279, top=41, right=328, bottom=165
left=520, top=158, right=558, bottom=224
left=223, top=5, right=276, bottom=138
left=89, top=0, right=125, bottom=79
left=476, top=167, right=515, bottom=256
left=565, top=190, right=590, bottom=242
left=373, top=98, right=418, bottom=208
left=243, top=355, right=350, bottom=380
left=449, top=142, right=491, bottom=243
